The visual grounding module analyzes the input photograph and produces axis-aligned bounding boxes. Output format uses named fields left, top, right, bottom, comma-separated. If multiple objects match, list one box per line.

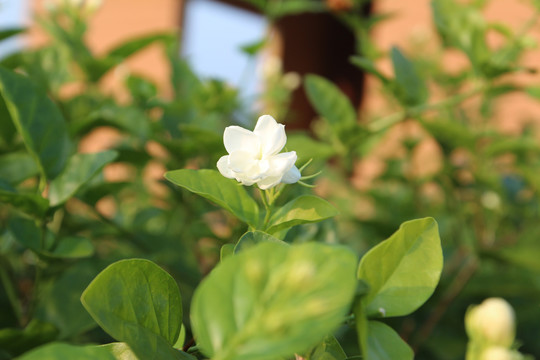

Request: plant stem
left=368, top=84, right=487, bottom=132
left=0, top=258, right=22, bottom=324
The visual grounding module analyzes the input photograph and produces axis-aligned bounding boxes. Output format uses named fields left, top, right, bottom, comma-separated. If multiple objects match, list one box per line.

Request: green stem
left=368, top=84, right=487, bottom=132
left=260, top=189, right=273, bottom=229
left=0, top=258, right=22, bottom=324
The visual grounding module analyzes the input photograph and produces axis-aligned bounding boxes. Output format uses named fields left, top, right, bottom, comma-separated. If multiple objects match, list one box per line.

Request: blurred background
left=2, top=0, right=540, bottom=359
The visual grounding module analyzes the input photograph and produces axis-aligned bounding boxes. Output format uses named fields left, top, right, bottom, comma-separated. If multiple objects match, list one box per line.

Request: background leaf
left=357, top=218, right=442, bottom=318
left=165, top=169, right=260, bottom=227
left=390, top=46, right=429, bottom=106
left=0, top=67, right=71, bottom=179
left=304, top=74, right=357, bottom=134
left=191, top=242, right=357, bottom=360
left=48, top=150, right=118, bottom=207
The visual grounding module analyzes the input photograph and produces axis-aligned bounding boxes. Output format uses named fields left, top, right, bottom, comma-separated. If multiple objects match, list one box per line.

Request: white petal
left=281, top=165, right=301, bottom=184
left=266, top=151, right=297, bottom=177
left=254, top=115, right=287, bottom=156
left=229, top=150, right=259, bottom=174
left=224, top=126, right=261, bottom=155
left=217, top=155, right=234, bottom=179
left=257, top=175, right=282, bottom=190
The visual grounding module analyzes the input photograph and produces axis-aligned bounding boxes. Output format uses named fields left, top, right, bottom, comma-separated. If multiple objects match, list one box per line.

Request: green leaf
left=234, top=230, right=286, bottom=253
left=0, top=319, right=58, bottom=358
left=266, top=195, right=338, bottom=234
left=305, top=335, right=347, bottom=360
left=17, top=342, right=116, bottom=360
left=286, top=133, right=335, bottom=164
left=165, top=169, right=260, bottom=227
left=365, top=321, right=413, bottom=360
left=304, top=75, right=357, bottom=133
left=101, top=342, right=197, bottom=360
left=8, top=217, right=93, bottom=258
left=0, top=28, right=24, bottom=42
left=191, top=242, right=357, bottom=360
left=173, top=325, right=186, bottom=350
left=267, top=0, right=326, bottom=18
left=357, top=217, right=442, bottom=318
left=0, top=186, right=49, bottom=218
left=0, top=152, right=39, bottom=185
left=35, top=261, right=99, bottom=339
left=0, top=66, right=71, bottom=179
left=48, top=150, right=118, bottom=207
left=390, top=47, right=428, bottom=106
left=81, top=259, right=183, bottom=360
left=90, top=33, right=176, bottom=81
left=220, top=244, right=235, bottom=261
left=50, top=236, right=94, bottom=259
left=350, top=56, right=390, bottom=85
left=83, top=105, right=150, bottom=139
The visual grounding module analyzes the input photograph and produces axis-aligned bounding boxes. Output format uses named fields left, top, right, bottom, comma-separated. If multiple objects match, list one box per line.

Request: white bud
left=481, top=346, right=523, bottom=360
left=481, top=191, right=501, bottom=210
left=282, top=72, right=301, bottom=90
left=466, top=298, right=515, bottom=347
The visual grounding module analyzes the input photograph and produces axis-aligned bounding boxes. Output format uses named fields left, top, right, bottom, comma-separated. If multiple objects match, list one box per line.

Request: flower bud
left=481, top=346, right=523, bottom=360
left=466, top=298, right=515, bottom=347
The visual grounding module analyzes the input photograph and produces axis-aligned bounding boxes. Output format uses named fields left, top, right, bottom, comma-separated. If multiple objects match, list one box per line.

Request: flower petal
left=281, top=165, right=301, bottom=184
left=229, top=150, right=259, bottom=175
left=217, top=155, right=234, bottom=179
left=257, top=175, right=283, bottom=190
left=266, top=151, right=297, bottom=177
left=254, top=115, right=287, bottom=156
left=224, top=126, right=261, bottom=155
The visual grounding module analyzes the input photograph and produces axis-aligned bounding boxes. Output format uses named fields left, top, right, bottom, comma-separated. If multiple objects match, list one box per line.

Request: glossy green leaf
left=390, top=47, right=428, bottom=106
left=17, top=342, right=116, bottom=360
left=48, top=150, right=118, bottom=207
left=266, top=195, right=338, bottom=234
left=234, top=230, right=286, bottom=253
left=165, top=169, right=260, bottom=227
left=365, top=321, right=413, bottom=360
left=81, top=259, right=183, bottom=360
left=305, top=335, right=347, bottom=360
left=0, top=152, right=39, bottom=185
left=101, top=342, right=196, bottom=360
left=357, top=217, right=442, bottom=318
left=191, top=242, right=357, bottom=360
left=0, top=66, right=71, bottom=179
left=304, top=74, right=357, bottom=133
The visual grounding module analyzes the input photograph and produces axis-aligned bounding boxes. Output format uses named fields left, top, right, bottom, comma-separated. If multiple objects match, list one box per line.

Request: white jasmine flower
left=217, top=115, right=301, bottom=190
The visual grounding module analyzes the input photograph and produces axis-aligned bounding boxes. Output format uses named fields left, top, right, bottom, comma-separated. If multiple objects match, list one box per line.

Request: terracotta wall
left=28, top=0, right=183, bottom=99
